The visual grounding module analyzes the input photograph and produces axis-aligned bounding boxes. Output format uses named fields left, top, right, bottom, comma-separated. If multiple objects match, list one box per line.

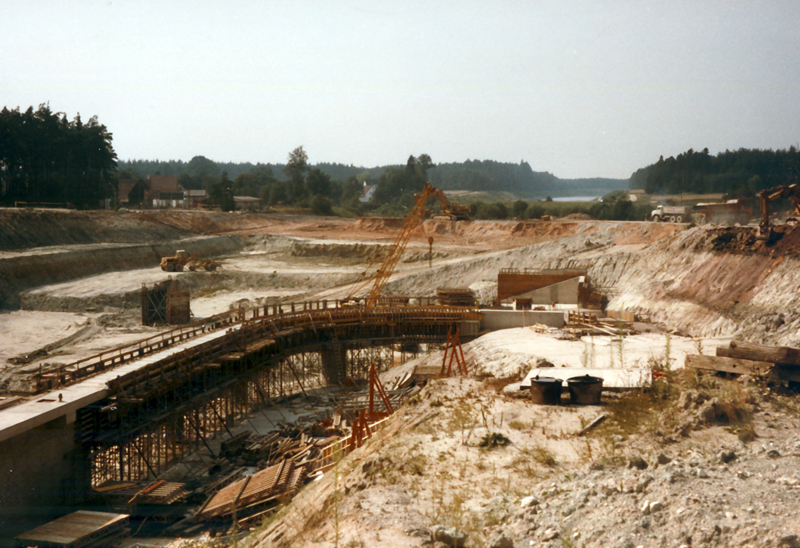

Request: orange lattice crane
left=349, top=184, right=467, bottom=305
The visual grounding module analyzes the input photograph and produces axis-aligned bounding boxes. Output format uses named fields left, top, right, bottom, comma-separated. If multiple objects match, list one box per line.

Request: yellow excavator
left=349, top=184, right=468, bottom=305
left=431, top=188, right=471, bottom=221
left=757, top=183, right=800, bottom=240
left=160, top=250, right=221, bottom=272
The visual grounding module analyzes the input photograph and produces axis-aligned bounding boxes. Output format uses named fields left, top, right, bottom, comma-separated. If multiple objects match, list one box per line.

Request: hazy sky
left=3, top=1, right=800, bottom=179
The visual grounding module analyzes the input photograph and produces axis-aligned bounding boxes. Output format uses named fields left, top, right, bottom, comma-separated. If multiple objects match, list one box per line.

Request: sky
left=2, top=1, right=800, bottom=179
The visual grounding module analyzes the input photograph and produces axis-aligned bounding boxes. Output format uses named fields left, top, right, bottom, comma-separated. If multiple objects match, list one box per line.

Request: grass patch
left=508, top=419, right=537, bottom=431
left=511, top=444, right=558, bottom=473
left=591, top=363, right=759, bottom=446
left=479, top=432, right=511, bottom=449
left=530, top=444, right=558, bottom=467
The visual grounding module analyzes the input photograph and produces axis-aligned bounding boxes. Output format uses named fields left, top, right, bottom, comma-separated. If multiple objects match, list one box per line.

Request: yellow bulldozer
left=160, top=250, right=221, bottom=272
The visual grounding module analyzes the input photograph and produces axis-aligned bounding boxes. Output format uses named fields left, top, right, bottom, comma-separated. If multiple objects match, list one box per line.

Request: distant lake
left=549, top=196, right=600, bottom=202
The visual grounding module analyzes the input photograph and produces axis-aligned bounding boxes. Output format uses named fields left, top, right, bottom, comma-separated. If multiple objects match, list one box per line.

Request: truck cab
left=650, top=205, right=689, bottom=223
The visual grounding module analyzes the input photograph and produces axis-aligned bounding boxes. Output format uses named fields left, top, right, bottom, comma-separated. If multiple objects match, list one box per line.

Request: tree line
left=121, top=156, right=628, bottom=200
left=0, top=103, right=117, bottom=208
left=4, top=102, right=799, bottom=216
left=469, top=190, right=649, bottom=221
left=629, top=147, right=800, bottom=197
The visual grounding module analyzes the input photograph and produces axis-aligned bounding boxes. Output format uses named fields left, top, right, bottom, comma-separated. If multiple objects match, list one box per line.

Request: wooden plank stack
left=565, top=311, right=635, bottom=336
left=686, top=341, right=800, bottom=382
left=436, top=288, right=476, bottom=307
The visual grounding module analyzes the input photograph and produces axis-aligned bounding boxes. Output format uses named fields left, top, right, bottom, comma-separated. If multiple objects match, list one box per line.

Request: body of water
left=549, top=196, right=600, bottom=202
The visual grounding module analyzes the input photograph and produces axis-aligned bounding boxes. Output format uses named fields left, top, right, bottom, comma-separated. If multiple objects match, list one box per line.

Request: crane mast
left=365, top=184, right=438, bottom=303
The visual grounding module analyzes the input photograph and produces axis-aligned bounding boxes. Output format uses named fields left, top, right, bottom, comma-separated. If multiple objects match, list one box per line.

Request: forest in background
left=630, top=147, right=800, bottom=197
left=118, top=157, right=627, bottom=199
left=3, top=103, right=799, bottom=221
left=0, top=104, right=117, bottom=208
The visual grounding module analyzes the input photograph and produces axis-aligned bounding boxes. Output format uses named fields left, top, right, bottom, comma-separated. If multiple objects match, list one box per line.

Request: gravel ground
left=252, top=372, right=800, bottom=548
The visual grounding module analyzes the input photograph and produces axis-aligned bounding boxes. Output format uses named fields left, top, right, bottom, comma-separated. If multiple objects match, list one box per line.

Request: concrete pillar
left=320, top=344, right=347, bottom=385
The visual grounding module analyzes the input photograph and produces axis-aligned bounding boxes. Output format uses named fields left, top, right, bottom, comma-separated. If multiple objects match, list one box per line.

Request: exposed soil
left=2, top=208, right=800, bottom=548
left=252, top=371, right=800, bottom=548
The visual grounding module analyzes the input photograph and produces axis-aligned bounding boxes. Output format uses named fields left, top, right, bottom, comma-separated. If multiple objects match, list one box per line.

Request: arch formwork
left=80, top=302, right=481, bottom=487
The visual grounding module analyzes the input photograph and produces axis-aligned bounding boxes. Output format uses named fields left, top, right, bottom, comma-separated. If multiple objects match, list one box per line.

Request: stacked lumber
left=15, top=511, right=130, bottom=548
left=686, top=341, right=800, bottom=382
left=436, top=288, right=476, bottom=307
left=195, top=433, right=323, bottom=523
left=220, top=431, right=252, bottom=458
left=197, top=459, right=308, bottom=522
left=565, top=311, right=635, bottom=336
left=336, top=386, right=419, bottom=416
left=98, top=479, right=186, bottom=507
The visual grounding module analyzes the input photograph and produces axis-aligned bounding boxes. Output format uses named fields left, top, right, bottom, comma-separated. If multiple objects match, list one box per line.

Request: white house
left=359, top=184, right=376, bottom=203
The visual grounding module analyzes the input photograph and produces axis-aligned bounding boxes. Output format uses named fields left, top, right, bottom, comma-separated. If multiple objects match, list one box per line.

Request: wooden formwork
left=141, top=279, right=191, bottom=326
left=75, top=301, right=481, bottom=487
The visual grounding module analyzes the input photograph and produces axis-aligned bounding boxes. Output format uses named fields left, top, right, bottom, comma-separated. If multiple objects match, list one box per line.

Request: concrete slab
left=480, top=309, right=566, bottom=330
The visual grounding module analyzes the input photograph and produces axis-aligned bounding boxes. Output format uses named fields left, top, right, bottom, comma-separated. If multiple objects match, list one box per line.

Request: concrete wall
left=497, top=269, right=586, bottom=302
left=0, top=415, right=88, bottom=540
left=514, top=277, right=581, bottom=305
left=480, top=310, right=566, bottom=330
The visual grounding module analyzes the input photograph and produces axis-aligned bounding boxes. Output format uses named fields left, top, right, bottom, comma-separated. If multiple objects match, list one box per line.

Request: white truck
left=650, top=205, right=691, bottom=223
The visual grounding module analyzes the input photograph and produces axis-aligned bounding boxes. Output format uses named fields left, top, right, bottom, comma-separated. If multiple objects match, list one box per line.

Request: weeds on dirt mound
left=592, top=361, right=757, bottom=446
left=479, top=432, right=510, bottom=449
left=529, top=444, right=558, bottom=467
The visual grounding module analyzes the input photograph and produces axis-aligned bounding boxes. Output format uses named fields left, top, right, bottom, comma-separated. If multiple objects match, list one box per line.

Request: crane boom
left=365, top=184, right=438, bottom=302
left=347, top=184, right=468, bottom=305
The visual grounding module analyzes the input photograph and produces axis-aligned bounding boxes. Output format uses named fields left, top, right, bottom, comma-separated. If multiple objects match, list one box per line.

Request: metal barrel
left=529, top=376, right=562, bottom=405
left=567, top=375, right=604, bottom=405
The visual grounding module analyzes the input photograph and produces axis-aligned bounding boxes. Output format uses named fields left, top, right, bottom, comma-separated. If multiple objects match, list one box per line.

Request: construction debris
left=685, top=354, right=773, bottom=377
left=196, top=459, right=308, bottom=523
left=191, top=374, right=404, bottom=526
left=565, top=311, right=635, bottom=336
left=97, top=479, right=187, bottom=507
left=717, top=341, right=800, bottom=365
left=685, top=341, right=800, bottom=383
left=436, top=287, right=477, bottom=307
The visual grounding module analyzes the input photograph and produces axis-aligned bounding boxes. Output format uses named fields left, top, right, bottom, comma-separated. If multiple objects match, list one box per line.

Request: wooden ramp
left=15, top=510, right=129, bottom=548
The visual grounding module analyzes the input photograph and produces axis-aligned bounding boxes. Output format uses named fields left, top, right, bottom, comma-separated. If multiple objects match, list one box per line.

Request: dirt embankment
left=355, top=218, right=681, bottom=249
left=254, top=373, right=800, bottom=548
left=380, top=222, right=800, bottom=346
left=0, top=235, right=244, bottom=309
left=0, top=208, right=194, bottom=250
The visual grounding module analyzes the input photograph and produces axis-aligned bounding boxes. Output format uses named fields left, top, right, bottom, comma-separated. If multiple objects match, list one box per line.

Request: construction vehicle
left=650, top=204, right=691, bottom=222
left=160, top=250, right=221, bottom=272
left=431, top=188, right=471, bottom=221
left=757, top=184, right=800, bottom=240
left=693, top=198, right=755, bottom=225
left=348, top=184, right=461, bottom=305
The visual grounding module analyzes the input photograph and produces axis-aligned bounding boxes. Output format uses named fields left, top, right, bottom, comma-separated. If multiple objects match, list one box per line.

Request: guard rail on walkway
left=31, top=297, right=474, bottom=393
